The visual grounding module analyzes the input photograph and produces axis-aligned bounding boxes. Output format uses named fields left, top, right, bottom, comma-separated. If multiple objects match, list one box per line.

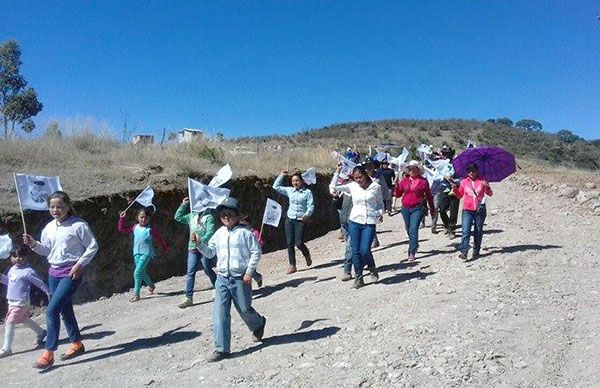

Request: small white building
left=177, top=128, right=204, bottom=143
left=132, top=135, right=154, bottom=145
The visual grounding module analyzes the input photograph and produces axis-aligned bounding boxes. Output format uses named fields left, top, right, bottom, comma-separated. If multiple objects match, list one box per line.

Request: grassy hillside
left=236, top=119, right=600, bottom=170
left=0, top=119, right=598, bottom=213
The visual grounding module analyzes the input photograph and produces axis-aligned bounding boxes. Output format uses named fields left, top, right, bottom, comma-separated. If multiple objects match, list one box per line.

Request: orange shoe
left=60, top=341, right=85, bottom=361
left=34, top=350, right=54, bottom=369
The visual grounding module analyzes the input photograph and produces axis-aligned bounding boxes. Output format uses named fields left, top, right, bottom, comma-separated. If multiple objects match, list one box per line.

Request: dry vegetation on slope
left=1, top=119, right=599, bottom=213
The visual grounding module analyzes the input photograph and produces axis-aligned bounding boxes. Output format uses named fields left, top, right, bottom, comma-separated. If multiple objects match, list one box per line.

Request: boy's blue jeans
left=213, top=274, right=264, bottom=354
left=347, top=221, right=376, bottom=279
left=186, top=250, right=217, bottom=298
left=46, top=275, right=82, bottom=351
left=460, top=205, right=487, bottom=255
left=401, top=206, right=424, bottom=255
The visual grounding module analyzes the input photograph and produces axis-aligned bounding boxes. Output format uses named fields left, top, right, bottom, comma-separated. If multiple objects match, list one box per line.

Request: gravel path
left=3, top=177, right=599, bottom=387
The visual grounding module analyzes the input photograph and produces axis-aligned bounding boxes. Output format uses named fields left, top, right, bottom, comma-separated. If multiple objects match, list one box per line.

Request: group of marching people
left=329, top=144, right=493, bottom=289
left=0, top=143, right=493, bottom=368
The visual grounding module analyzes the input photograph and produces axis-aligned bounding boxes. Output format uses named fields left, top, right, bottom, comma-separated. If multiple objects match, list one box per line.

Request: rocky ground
left=2, top=175, right=600, bottom=387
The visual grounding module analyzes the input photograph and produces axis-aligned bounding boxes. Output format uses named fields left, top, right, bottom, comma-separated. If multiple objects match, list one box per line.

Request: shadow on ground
left=43, top=325, right=200, bottom=371
left=253, top=277, right=318, bottom=300
left=231, top=326, right=341, bottom=358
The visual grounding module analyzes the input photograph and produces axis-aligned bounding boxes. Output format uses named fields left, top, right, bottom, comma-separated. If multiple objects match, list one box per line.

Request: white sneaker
left=0, top=348, right=12, bottom=358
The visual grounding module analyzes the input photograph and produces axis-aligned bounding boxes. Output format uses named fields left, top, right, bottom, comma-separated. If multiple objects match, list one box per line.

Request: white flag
left=332, top=151, right=357, bottom=179
left=14, top=173, right=63, bottom=211
left=374, top=151, right=389, bottom=162
left=0, top=234, right=12, bottom=260
left=208, top=163, right=233, bottom=188
left=302, top=168, right=317, bottom=185
left=389, top=147, right=410, bottom=171
left=423, top=166, right=437, bottom=187
left=135, top=186, right=155, bottom=210
left=416, top=144, right=433, bottom=161
left=262, top=198, right=282, bottom=227
left=188, top=178, right=230, bottom=212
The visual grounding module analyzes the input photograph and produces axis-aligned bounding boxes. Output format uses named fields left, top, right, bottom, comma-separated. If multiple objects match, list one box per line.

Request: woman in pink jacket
left=454, top=164, right=493, bottom=261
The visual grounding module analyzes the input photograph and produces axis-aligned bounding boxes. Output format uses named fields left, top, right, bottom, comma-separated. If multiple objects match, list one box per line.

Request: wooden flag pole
left=122, top=186, right=150, bottom=213
left=13, top=173, right=27, bottom=235
left=259, top=222, right=265, bottom=239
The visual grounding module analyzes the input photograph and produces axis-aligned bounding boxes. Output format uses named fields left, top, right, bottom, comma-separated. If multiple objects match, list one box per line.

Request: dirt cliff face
left=0, top=174, right=338, bottom=318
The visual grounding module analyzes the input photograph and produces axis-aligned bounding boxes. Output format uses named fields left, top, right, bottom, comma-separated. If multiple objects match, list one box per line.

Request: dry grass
left=517, top=158, right=600, bottom=188
left=1, top=124, right=598, bottom=213
left=0, top=132, right=338, bottom=213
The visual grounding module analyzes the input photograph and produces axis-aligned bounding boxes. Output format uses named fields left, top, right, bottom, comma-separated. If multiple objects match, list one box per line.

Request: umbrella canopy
left=452, top=146, right=516, bottom=182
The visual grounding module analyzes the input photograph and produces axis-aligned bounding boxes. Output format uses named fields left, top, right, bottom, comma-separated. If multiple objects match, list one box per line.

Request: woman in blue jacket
left=273, top=170, right=315, bottom=274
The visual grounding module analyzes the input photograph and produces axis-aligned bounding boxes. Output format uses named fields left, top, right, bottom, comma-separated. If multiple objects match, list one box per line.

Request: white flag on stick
left=302, top=168, right=317, bottom=185
left=0, top=234, right=12, bottom=260
left=188, top=178, right=230, bottom=212
left=332, top=151, right=357, bottom=179
left=135, top=186, right=155, bottom=209
left=208, top=163, right=233, bottom=188
left=14, top=173, right=63, bottom=211
left=262, top=198, right=282, bottom=227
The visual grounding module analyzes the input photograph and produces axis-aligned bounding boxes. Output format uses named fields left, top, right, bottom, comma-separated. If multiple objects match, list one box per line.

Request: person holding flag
left=22, top=191, right=98, bottom=370
left=272, top=170, right=315, bottom=275
left=118, top=207, right=168, bottom=302
left=393, top=161, right=436, bottom=262
left=330, top=165, right=383, bottom=289
left=174, top=197, right=217, bottom=308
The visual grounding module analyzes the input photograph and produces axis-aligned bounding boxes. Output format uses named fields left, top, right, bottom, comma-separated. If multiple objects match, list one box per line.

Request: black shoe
left=369, top=267, right=379, bottom=282
left=352, top=276, right=365, bottom=289
left=252, top=316, right=266, bottom=342
left=305, top=254, right=312, bottom=267
left=207, top=351, right=229, bottom=362
left=472, top=252, right=480, bottom=260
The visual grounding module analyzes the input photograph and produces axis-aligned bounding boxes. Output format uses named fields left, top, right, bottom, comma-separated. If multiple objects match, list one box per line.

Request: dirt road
left=3, top=176, right=599, bottom=387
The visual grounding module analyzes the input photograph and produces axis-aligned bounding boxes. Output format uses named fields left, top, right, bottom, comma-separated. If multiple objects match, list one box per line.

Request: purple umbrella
left=452, top=146, right=516, bottom=182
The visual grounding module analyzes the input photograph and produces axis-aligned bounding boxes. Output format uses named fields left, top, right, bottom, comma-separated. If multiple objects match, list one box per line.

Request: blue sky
left=1, top=1, right=599, bottom=140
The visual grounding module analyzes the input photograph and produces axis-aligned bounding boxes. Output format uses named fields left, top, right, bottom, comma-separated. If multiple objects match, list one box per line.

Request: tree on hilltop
left=0, top=40, right=43, bottom=138
left=495, top=117, right=514, bottom=126
left=515, top=119, right=543, bottom=131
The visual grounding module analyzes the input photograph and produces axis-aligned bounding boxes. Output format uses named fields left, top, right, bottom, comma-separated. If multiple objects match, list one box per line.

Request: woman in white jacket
left=330, top=165, right=384, bottom=289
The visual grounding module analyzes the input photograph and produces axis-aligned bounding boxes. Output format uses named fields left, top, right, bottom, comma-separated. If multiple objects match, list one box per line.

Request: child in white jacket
left=195, top=197, right=266, bottom=362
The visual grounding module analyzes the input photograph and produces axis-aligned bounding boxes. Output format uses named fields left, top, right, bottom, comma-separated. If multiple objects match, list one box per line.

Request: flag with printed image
left=262, top=198, right=282, bottom=227
left=208, top=163, right=233, bottom=188
left=188, top=177, right=230, bottom=212
left=14, top=174, right=63, bottom=211
left=0, top=234, right=12, bottom=260
left=332, top=151, right=357, bottom=179
left=302, top=168, right=317, bottom=185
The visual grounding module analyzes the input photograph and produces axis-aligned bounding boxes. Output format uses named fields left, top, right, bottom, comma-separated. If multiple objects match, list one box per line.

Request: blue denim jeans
left=213, top=275, right=264, bottom=353
left=186, top=250, right=217, bottom=298
left=46, top=275, right=82, bottom=351
left=401, top=206, right=424, bottom=255
left=460, top=204, right=487, bottom=255
left=347, top=221, right=376, bottom=279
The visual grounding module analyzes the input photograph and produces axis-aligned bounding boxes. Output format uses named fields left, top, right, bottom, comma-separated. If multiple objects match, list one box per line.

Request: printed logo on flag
left=262, top=198, right=282, bottom=227
left=14, top=174, right=63, bottom=211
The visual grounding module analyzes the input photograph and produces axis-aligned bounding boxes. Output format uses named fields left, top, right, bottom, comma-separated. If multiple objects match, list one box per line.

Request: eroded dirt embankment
left=0, top=174, right=338, bottom=317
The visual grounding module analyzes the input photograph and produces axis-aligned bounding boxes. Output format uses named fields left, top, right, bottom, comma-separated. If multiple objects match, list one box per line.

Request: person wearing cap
left=454, top=163, right=493, bottom=261
left=272, top=170, right=315, bottom=275
left=330, top=164, right=383, bottom=289
left=194, top=197, right=266, bottom=362
left=393, top=160, right=436, bottom=261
